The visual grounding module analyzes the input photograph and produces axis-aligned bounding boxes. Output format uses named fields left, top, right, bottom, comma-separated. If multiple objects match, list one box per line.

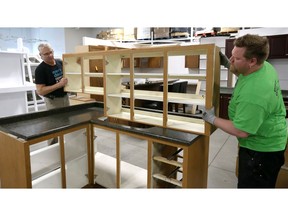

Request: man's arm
left=36, top=78, right=68, bottom=96
left=202, top=107, right=249, bottom=138
left=214, top=117, right=249, bottom=138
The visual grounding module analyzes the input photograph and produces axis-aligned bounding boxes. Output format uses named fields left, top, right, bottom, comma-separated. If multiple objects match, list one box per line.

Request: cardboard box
left=123, top=27, right=136, bottom=41
left=136, top=27, right=151, bottom=40
left=153, top=28, right=170, bottom=39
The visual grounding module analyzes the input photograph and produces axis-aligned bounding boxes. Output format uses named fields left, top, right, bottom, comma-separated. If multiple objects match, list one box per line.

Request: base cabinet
left=0, top=125, right=95, bottom=188
left=92, top=125, right=209, bottom=188
left=151, top=143, right=182, bottom=188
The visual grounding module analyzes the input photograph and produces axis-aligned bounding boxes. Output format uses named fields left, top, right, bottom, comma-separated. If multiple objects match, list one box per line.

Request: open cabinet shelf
left=63, top=44, right=220, bottom=136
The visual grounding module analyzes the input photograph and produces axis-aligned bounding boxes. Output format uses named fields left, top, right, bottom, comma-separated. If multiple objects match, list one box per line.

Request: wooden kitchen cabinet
left=146, top=57, right=162, bottom=68
left=225, top=35, right=288, bottom=59
left=0, top=124, right=94, bottom=188
left=63, top=44, right=220, bottom=136
left=268, top=34, right=288, bottom=59
left=122, top=57, right=162, bottom=68
left=185, top=55, right=200, bottom=68
left=74, top=45, right=123, bottom=102
left=92, top=123, right=208, bottom=188
left=225, top=38, right=235, bottom=58
left=219, top=93, right=232, bottom=120
left=122, top=57, right=141, bottom=68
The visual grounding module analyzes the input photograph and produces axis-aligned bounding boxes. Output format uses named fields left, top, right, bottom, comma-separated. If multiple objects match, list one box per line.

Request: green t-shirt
left=228, top=61, right=287, bottom=152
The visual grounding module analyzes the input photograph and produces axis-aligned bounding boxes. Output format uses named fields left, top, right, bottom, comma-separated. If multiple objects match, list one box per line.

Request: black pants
left=238, top=146, right=285, bottom=188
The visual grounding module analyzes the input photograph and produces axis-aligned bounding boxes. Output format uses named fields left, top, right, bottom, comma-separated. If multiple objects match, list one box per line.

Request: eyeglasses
left=41, top=50, right=54, bottom=57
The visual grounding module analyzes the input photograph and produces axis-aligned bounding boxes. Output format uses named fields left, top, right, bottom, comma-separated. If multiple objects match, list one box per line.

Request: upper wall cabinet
left=225, top=34, right=288, bottom=59
left=185, top=55, right=200, bottom=68
left=74, top=45, right=124, bottom=101
left=63, top=44, right=220, bottom=136
left=225, top=39, right=235, bottom=58
left=122, top=57, right=163, bottom=68
left=268, top=34, right=288, bottom=59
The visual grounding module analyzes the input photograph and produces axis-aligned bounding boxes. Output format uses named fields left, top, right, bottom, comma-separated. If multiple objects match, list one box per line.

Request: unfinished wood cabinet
left=143, top=57, right=163, bottom=68
left=92, top=123, right=209, bottom=188
left=151, top=136, right=209, bottom=188
left=74, top=45, right=123, bottom=101
left=0, top=124, right=94, bottom=188
left=63, top=44, right=220, bottom=136
left=122, top=57, right=141, bottom=68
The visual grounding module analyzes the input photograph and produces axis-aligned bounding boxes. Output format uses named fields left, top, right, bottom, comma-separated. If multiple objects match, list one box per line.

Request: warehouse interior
left=0, top=2, right=287, bottom=215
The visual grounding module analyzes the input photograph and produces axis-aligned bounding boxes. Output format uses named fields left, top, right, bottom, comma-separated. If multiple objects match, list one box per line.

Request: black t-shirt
left=35, top=59, right=66, bottom=97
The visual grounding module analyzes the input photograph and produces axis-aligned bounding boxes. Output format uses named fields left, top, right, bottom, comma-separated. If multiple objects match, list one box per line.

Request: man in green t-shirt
left=203, top=34, right=287, bottom=188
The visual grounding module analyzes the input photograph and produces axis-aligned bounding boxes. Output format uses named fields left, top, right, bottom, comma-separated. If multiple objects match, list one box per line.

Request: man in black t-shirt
left=35, top=43, right=70, bottom=110
left=35, top=43, right=70, bottom=145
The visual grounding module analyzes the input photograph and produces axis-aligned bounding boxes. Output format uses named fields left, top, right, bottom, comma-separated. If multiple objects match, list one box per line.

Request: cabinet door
left=268, top=35, right=288, bottom=59
left=225, top=39, right=235, bottom=58
left=139, top=57, right=162, bottom=68
left=148, top=57, right=162, bottom=68
left=286, top=36, right=288, bottom=57
left=122, top=58, right=140, bottom=68
left=219, top=94, right=231, bottom=119
left=185, top=55, right=199, bottom=68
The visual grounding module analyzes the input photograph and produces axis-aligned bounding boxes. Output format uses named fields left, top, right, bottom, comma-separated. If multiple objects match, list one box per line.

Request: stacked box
left=170, top=27, right=190, bottom=38
left=136, top=27, right=151, bottom=40
left=107, top=28, right=124, bottom=40
left=123, top=27, right=136, bottom=41
left=153, top=28, right=170, bottom=39
left=220, top=27, right=240, bottom=33
left=96, top=31, right=109, bottom=40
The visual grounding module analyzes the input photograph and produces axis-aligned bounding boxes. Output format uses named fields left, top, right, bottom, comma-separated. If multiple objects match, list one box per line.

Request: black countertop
left=0, top=102, right=104, bottom=140
left=0, top=102, right=199, bottom=146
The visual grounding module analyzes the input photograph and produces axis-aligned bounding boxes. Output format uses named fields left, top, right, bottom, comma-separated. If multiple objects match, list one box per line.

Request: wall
left=0, top=28, right=65, bottom=57
left=0, top=28, right=106, bottom=57
left=0, top=28, right=33, bottom=51
left=64, top=28, right=98, bottom=53
left=0, top=28, right=116, bottom=55
left=30, top=28, right=65, bottom=57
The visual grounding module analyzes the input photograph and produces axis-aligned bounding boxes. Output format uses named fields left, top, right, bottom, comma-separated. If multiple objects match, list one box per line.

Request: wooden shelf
left=108, top=108, right=204, bottom=133
left=153, top=156, right=183, bottom=167
left=63, top=43, right=220, bottom=136
left=84, top=86, right=104, bottom=95
left=84, top=73, right=103, bottom=77
left=153, top=173, right=182, bottom=187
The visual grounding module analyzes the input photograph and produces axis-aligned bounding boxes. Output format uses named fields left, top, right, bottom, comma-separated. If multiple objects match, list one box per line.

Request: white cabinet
left=0, top=51, right=36, bottom=117
left=24, top=55, right=46, bottom=111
